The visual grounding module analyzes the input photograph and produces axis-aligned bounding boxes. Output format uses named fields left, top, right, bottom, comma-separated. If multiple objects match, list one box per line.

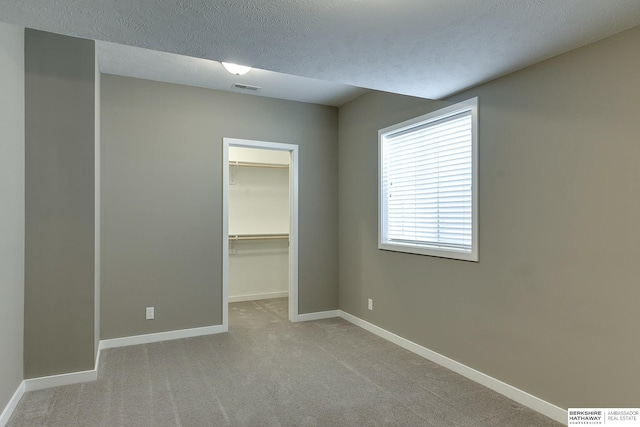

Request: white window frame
left=378, top=97, right=478, bottom=262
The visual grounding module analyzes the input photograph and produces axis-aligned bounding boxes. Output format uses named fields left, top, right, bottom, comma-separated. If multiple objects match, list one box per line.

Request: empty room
left=1, top=1, right=639, bottom=426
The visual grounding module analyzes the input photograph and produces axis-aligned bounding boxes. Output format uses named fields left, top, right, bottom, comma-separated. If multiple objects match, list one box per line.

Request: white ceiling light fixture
left=222, top=62, right=252, bottom=75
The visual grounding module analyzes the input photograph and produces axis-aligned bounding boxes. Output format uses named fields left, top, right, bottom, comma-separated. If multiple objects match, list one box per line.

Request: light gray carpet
left=8, top=298, right=562, bottom=426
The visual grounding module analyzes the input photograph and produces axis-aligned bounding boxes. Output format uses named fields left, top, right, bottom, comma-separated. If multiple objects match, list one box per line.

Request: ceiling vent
left=232, top=83, right=261, bottom=91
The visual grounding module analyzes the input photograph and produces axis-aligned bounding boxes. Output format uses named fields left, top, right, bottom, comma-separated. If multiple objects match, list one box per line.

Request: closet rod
left=229, top=161, right=289, bottom=169
left=229, top=234, right=289, bottom=241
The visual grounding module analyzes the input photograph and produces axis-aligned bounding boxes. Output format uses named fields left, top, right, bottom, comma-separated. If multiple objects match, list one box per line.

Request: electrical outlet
left=146, top=307, right=154, bottom=320
left=368, top=298, right=373, bottom=311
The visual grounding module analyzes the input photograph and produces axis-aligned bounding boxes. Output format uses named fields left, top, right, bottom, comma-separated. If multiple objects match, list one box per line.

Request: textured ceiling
left=96, top=41, right=368, bottom=107
left=2, top=0, right=640, bottom=99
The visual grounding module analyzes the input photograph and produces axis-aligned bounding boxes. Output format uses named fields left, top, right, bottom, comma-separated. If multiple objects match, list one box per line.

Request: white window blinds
left=379, top=98, right=477, bottom=261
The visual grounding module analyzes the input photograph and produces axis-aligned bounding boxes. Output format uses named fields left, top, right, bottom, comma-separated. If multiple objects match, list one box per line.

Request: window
left=378, top=98, right=478, bottom=261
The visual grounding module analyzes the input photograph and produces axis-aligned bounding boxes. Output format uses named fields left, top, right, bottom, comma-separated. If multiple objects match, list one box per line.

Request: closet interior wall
left=228, top=147, right=290, bottom=302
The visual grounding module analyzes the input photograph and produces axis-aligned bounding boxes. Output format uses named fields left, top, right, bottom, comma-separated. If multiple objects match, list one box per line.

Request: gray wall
left=0, top=22, right=25, bottom=414
left=94, top=51, right=101, bottom=356
left=338, top=26, right=640, bottom=408
left=100, top=75, right=338, bottom=339
left=25, top=30, right=96, bottom=378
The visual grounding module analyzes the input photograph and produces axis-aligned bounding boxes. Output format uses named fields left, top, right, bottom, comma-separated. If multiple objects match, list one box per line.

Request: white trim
left=24, top=369, right=97, bottom=392
left=0, top=381, right=25, bottom=427
left=222, top=138, right=300, bottom=324
left=338, top=310, right=567, bottom=425
left=95, top=340, right=105, bottom=371
left=222, top=141, right=230, bottom=330
left=99, top=325, right=227, bottom=350
left=378, top=97, right=479, bottom=262
left=294, top=310, right=340, bottom=322
left=0, top=323, right=227, bottom=423
left=288, top=146, right=299, bottom=323
left=228, top=291, right=289, bottom=303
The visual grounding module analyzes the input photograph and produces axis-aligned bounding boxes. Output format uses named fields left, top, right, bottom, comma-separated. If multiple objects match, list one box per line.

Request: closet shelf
left=229, top=233, right=289, bottom=241
left=229, top=161, right=289, bottom=169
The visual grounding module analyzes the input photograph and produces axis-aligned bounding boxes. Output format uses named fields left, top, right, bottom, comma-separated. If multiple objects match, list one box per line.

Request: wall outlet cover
left=146, top=307, right=155, bottom=320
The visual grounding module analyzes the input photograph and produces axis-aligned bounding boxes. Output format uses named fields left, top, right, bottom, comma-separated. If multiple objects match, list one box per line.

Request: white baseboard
left=95, top=340, right=103, bottom=371
left=100, top=324, right=227, bottom=350
left=0, top=324, right=228, bottom=425
left=0, top=381, right=25, bottom=427
left=294, top=309, right=340, bottom=322
left=3, top=315, right=566, bottom=425
left=229, top=291, right=288, bottom=303
left=23, top=369, right=97, bottom=392
left=338, top=310, right=567, bottom=426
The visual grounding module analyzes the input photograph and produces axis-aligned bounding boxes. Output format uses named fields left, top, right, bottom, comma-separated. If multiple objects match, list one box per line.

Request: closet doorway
left=222, top=138, right=299, bottom=327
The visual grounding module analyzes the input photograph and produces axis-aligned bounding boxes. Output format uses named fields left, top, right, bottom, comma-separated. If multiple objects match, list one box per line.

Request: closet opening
left=222, top=138, right=299, bottom=328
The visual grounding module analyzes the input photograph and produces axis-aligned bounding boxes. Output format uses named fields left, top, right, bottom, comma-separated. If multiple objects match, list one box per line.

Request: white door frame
left=222, top=137, right=299, bottom=328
